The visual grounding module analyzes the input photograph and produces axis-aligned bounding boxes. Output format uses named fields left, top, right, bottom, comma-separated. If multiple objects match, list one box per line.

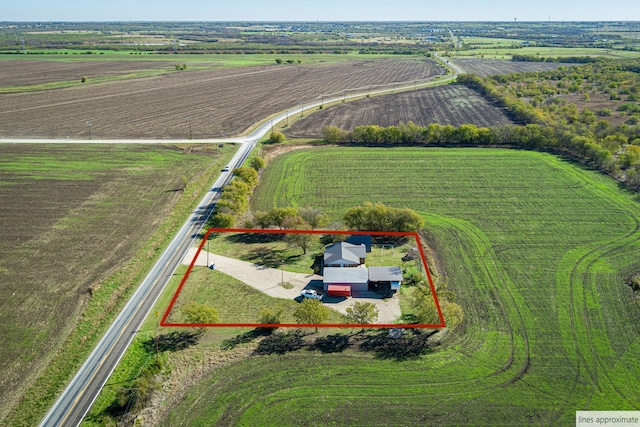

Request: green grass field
left=148, top=146, right=640, bottom=425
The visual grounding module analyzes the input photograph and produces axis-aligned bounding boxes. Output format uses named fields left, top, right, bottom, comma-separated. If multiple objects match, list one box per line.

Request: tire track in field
left=421, top=214, right=531, bottom=388
left=544, top=155, right=640, bottom=410
left=565, top=212, right=640, bottom=410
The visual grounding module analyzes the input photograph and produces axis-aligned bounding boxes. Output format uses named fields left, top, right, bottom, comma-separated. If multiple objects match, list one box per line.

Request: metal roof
left=324, top=242, right=366, bottom=265
left=368, top=266, right=403, bottom=282
left=323, top=267, right=369, bottom=284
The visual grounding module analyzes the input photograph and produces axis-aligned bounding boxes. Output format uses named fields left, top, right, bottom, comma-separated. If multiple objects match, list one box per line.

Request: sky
left=1, top=0, right=638, bottom=22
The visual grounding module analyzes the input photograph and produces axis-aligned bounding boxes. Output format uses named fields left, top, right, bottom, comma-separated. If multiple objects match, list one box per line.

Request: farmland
left=0, top=57, right=444, bottom=139
left=0, top=143, right=235, bottom=424
left=168, top=146, right=640, bottom=425
left=284, top=85, right=513, bottom=138
left=453, top=58, right=570, bottom=77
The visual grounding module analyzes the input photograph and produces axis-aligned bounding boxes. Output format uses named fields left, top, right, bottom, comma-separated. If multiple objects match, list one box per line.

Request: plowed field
left=285, top=85, right=513, bottom=138
left=0, top=143, right=234, bottom=423
left=0, top=60, right=177, bottom=87
left=0, top=58, right=444, bottom=139
left=454, top=58, right=569, bottom=76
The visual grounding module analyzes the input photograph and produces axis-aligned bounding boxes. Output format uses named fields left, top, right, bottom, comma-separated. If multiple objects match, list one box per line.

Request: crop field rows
left=453, top=58, right=570, bottom=77
left=285, top=85, right=513, bottom=138
left=0, top=143, right=235, bottom=423
left=0, top=59, right=178, bottom=88
left=210, top=146, right=640, bottom=426
left=0, top=58, right=444, bottom=139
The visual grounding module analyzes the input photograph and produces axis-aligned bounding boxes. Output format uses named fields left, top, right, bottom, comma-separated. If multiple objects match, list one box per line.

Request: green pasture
left=161, top=146, right=640, bottom=425
left=460, top=36, right=529, bottom=47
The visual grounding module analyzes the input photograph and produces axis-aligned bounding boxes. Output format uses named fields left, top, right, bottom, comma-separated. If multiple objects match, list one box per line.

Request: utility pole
left=281, top=260, right=284, bottom=285
left=189, top=119, right=193, bottom=140
left=86, top=121, right=92, bottom=140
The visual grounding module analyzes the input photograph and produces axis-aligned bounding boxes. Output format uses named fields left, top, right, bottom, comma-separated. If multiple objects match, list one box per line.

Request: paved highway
left=38, top=64, right=462, bottom=426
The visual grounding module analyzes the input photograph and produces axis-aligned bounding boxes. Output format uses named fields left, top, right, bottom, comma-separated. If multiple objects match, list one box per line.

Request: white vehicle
left=221, top=165, right=231, bottom=172
left=300, top=289, right=322, bottom=300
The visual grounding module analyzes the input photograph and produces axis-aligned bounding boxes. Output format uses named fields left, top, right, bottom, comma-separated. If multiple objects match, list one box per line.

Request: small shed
left=326, top=285, right=351, bottom=297
left=369, top=266, right=403, bottom=291
left=323, top=267, right=369, bottom=294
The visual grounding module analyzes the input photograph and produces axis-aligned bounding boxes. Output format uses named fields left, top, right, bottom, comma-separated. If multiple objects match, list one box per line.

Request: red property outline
left=161, top=228, right=446, bottom=329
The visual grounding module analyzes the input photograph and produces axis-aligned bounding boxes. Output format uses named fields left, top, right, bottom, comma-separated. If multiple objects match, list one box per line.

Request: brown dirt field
left=0, top=58, right=444, bottom=139
left=454, top=58, right=569, bottom=76
left=0, top=143, right=233, bottom=422
left=284, top=85, right=513, bottom=138
left=0, top=60, right=178, bottom=87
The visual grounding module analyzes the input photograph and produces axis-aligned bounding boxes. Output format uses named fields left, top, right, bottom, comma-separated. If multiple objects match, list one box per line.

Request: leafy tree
left=621, top=144, right=640, bottom=168
left=266, top=207, right=299, bottom=228
left=182, top=301, right=219, bottom=326
left=232, top=166, right=259, bottom=187
left=293, top=299, right=329, bottom=330
left=343, top=202, right=423, bottom=232
left=249, top=156, right=266, bottom=172
left=345, top=301, right=379, bottom=325
left=252, top=211, right=272, bottom=229
left=269, top=131, right=286, bottom=144
left=275, top=58, right=283, bottom=64
left=322, top=125, right=349, bottom=143
left=441, top=300, right=464, bottom=331
left=410, top=284, right=440, bottom=325
left=258, top=308, right=283, bottom=330
left=283, top=216, right=314, bottom=254
left=298, top=207, right=328, bottom=229
left=209, top=213, right=235, bottom=228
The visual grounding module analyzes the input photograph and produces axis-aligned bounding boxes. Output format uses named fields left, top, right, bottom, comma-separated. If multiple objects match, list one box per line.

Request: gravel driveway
left=183, top=247, right=402, bottom=324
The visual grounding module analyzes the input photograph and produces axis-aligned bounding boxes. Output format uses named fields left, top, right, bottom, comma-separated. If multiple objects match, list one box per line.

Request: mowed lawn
left=164, top=147, right=640, bottom=425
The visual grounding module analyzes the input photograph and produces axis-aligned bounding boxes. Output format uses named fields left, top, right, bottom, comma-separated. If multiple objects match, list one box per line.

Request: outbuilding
left=368, top=266, right=403, bottom=292
left=323, top=267, right=369, bottom=295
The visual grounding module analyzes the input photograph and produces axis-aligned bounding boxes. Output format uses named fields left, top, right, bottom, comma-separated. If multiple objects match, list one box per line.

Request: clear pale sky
left=1, top=0, right=638, bottom=22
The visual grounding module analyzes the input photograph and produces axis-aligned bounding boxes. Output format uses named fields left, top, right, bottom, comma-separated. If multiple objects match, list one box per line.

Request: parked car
left=300, top=289, right=322, bottom=300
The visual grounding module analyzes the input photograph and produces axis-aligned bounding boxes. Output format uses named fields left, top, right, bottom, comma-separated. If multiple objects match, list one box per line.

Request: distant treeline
left=511, top=54, right=601, bottom=64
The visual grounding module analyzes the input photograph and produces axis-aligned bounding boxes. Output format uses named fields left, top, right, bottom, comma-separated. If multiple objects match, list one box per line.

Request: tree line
left=319, top=59, right=640, bottom=190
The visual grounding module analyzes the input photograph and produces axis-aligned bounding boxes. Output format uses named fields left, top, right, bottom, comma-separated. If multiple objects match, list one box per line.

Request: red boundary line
left=160, top=228, right=446, bottom=329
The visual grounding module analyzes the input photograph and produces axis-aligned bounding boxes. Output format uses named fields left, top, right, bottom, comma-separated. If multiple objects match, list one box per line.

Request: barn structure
left=323, top=267, right=369, bottom=294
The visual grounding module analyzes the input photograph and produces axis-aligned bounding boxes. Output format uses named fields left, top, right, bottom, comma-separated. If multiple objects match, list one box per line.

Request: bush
left=268, top=131, right=286, bottom=144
